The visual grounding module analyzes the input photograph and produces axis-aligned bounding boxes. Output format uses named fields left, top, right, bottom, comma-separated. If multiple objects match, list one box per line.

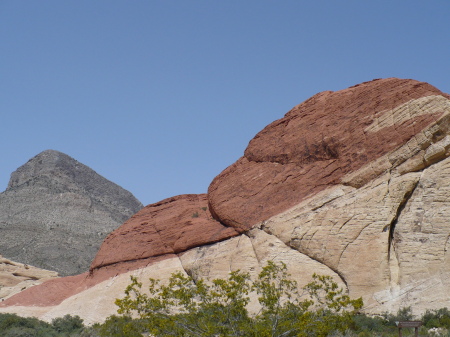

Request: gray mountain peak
left=8, top=150, right=74, bottom=189
left=0, top=150, right=143, bottom=276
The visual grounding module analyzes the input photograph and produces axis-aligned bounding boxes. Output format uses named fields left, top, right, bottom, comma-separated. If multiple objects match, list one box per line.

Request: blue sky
left=1, top=1, right=449, bottom=206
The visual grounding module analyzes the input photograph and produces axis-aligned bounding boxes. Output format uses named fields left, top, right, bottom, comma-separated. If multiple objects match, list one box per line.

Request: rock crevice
left=387, top=177, right=420, bottom=260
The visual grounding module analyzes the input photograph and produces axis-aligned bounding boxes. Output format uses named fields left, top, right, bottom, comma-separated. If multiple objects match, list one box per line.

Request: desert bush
left=0, top=313, right=91, bottom=337
left=423, top=308, right=450, bottom=330
left=94, top=315, right=143, bottom=337
left=51, top=314, right=84, bottom=335
left=112, top=261, right=362, bottom=337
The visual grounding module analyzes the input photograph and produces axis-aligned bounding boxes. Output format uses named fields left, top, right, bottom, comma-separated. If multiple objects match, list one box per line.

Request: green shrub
left=96, top=315, right=143, bottom=337
left=0, top=313, right=90, bottom=337
left=423, top=308, right=450, bottom=329
left=113, top=261, right=362, bottom=337
left=51, top=314, right=84, bottom=334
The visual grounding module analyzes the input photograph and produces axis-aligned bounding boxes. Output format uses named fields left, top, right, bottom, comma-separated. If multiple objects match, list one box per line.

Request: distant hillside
left=0, top=150, right=143, bottom=276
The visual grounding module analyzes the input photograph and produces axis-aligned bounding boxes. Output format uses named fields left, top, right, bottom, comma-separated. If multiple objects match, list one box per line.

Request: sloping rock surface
left=0, top=194, right=238, bottom=307
left=0, top=232, right=345, bottom=324
left=90, top=193, right=239, bottom=271
left=208, top=78, right=450, bottom=231
left=0, top=255, right=58, bottom=301
left=0, top=150, right=143, bottom=276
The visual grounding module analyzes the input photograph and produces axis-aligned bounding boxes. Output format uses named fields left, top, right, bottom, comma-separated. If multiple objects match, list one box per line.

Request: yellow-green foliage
left=111, top=261, right=363, bottom=337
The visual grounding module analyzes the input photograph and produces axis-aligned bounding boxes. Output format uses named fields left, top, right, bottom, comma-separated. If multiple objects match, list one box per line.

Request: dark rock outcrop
left=0, top=150, right=143, bottom=276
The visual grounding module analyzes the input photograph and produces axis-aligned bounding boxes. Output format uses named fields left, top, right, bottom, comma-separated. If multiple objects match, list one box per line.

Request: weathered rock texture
left=91, top=194, right=239, bottom=271
left=0, top=150, right=143, bottom=276
left=0, top=232, right=345, bottom=324
left=0, top=194, right=239, bottom=312
left=0, top=257, right=185, bottom=324
left=0, top=255, right=58, bottom=301
left=208, top=78, right=450, bottom=231
left=2, top=78, right=450, bottom=322
left=257, top=155, right=450, bottom=314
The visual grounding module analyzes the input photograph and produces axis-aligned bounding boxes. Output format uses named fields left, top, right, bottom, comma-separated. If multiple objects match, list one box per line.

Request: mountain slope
left=0, top=150, right=143, bottom=276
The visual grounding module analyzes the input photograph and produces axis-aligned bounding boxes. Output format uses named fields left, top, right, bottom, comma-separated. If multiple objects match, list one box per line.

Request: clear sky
left=1, top=1, right=449, bottom=206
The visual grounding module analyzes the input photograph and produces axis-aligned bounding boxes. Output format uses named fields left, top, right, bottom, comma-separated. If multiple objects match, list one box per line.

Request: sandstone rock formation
left=0, top=256, right=186, bottom=324
left=91, top=194, right=239, bottom=271
left=0, top=195, right=242, bottom=324
left=208, top=78, right=450, bottom=231
left=2, top=78, right=450, bottom=323
left=0, top=150, right=143, bottom=276
left=0, top=230, right=345, bottom=324
left=0, top=255, right=58, bottom=302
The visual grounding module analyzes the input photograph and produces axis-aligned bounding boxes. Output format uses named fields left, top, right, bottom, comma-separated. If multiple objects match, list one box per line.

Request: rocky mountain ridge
left=0, top=150, right=143, bottom=276
left=1, top=78, right=450, bottom=324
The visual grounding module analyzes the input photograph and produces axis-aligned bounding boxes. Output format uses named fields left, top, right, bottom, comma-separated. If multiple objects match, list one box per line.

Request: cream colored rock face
left=382, top=157, right=450, bottom=313
left=0, top=234, right=346, bottom=323
left=261, top=172, right=421, bottom=311
left=365, top=95, right=450, bottom=133
left=259, top=95, right=450, bottom=315
left=0, top=256, right=188, bottom=325
left=180, top=231, right=345, bottom=288
left=0, top=256, right=58, bottom=301
left=180, top=231, right=345, bottom=314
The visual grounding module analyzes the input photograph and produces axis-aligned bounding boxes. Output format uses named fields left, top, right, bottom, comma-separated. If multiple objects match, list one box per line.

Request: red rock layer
left=1, top=194, right=238, bottom=307
left=0, top=255, right=173, bottom=307
left=208, top=78, right=450, bottom=231
left=90, top=194, right=238, bottom=271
